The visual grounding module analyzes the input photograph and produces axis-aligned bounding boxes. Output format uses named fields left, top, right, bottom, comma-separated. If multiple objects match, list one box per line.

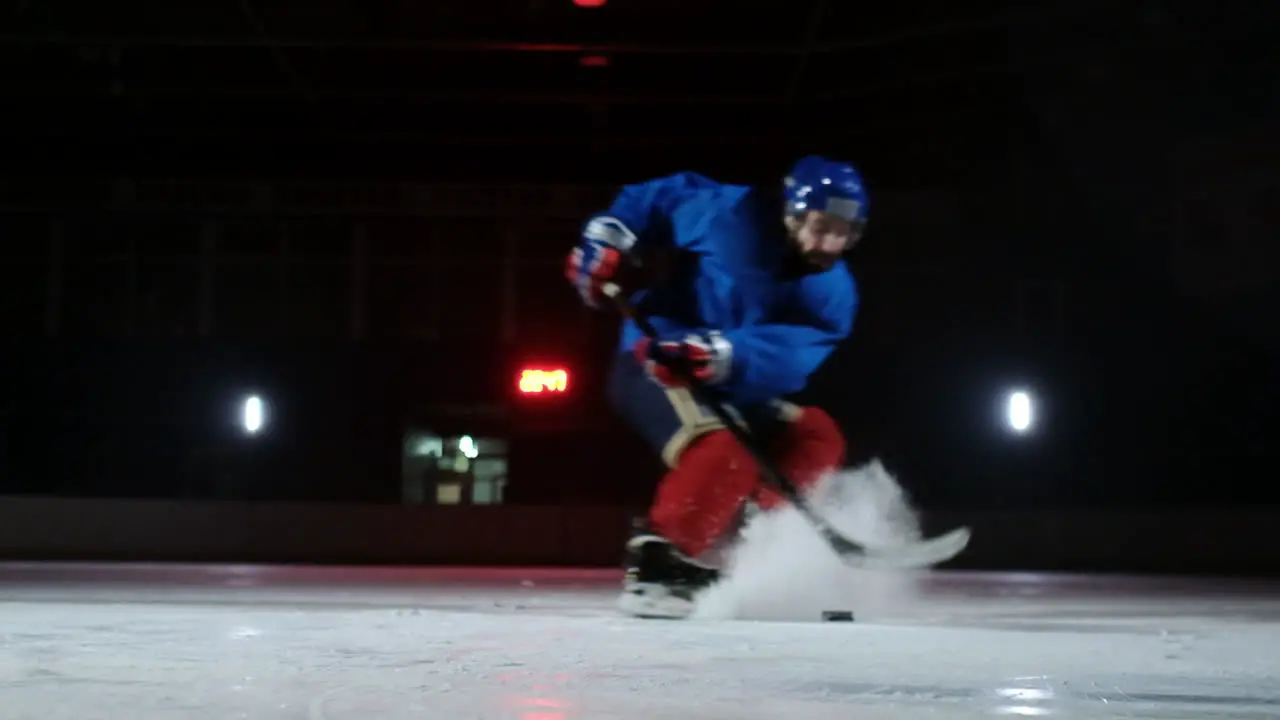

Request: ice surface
left=1, top=560, right=1278, bottom=719
left=0, top=466, right=1275, bottom=718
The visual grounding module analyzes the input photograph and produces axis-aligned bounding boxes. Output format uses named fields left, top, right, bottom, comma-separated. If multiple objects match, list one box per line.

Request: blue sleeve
left=599, top=172, right=721, bottom=251
left=720, top=268, right=858, bottom=404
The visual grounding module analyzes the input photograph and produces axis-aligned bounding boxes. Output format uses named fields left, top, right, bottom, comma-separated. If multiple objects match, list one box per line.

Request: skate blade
left=617, top=582, right=696, bottom=620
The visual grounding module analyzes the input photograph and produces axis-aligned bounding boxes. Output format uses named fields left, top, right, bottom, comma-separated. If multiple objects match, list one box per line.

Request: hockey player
left=564, top=156, right=868, bottom=618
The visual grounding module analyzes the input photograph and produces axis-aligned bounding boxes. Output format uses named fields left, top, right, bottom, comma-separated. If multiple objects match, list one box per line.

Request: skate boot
left=617, top=521, right=721, bottom=619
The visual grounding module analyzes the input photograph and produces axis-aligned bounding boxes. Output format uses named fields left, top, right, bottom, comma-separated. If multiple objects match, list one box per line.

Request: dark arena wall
left=1, top=0, right=1278, bottom=577
left=0, top=339, right=653, bottom=506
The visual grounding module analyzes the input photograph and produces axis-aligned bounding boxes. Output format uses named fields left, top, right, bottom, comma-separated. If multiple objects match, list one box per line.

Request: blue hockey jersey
left=601, top=171, right=859, bottom=405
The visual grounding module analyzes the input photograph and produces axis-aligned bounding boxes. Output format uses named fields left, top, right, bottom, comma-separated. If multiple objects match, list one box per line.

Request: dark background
left=1, top=0, right=1277, bottom=514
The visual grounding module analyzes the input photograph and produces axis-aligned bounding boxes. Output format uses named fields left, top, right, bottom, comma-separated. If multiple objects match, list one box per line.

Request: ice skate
left=617, top=525, right=721, bottom=620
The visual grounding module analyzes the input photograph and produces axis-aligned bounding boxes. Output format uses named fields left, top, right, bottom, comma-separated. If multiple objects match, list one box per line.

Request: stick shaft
left=602, top=283, right=804, bottom=503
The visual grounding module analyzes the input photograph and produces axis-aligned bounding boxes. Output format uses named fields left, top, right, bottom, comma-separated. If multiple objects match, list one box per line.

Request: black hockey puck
left=821, top=610, right=854, bottom=622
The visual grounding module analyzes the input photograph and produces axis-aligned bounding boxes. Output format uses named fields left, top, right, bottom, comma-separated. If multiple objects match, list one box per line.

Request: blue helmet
left=782, top=155, right=869, bottom=227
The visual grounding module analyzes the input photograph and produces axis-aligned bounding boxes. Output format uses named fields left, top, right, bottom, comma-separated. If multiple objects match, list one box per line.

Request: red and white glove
left=564, top=216, right=636, bottom=309
left=634, top=331, right=733, bottom=388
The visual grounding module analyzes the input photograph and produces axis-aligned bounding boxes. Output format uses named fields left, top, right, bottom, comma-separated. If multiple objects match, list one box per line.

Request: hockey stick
left=602, top=282, right=971, bottom=570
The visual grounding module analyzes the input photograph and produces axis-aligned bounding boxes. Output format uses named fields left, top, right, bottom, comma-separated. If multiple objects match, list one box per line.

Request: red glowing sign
left=518, top=368, right=569, bottom=394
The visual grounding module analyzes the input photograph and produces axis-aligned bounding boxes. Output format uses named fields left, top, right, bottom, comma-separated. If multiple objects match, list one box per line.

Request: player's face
left=793, top=211, right=859, bottom=270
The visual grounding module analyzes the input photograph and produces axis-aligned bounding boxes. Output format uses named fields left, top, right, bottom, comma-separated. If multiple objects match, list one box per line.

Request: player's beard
left=803, top=251, right=840, bottom=271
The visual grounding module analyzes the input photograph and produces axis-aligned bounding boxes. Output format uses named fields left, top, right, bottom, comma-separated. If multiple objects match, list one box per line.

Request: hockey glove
left=634, top=331, right=733, bottom=388
left=564, top=215, right=637, bottom=309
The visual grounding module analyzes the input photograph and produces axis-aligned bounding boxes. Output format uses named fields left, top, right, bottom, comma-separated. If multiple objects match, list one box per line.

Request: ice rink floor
left=1, top=563, right=1278, bottom=719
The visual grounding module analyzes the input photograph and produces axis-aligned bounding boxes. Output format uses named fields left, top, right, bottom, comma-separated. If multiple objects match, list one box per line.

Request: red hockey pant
left=648, top=407, right=846, bottom=558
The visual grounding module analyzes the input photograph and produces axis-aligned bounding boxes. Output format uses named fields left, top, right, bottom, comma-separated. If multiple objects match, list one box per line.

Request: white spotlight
left=1005, top=390, right=1034, bottom=434
left=241, top=395, right=266, bottom=435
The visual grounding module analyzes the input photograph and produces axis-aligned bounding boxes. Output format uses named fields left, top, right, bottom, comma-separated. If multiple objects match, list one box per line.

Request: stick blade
left=836, top=526, right=972, bottom=570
